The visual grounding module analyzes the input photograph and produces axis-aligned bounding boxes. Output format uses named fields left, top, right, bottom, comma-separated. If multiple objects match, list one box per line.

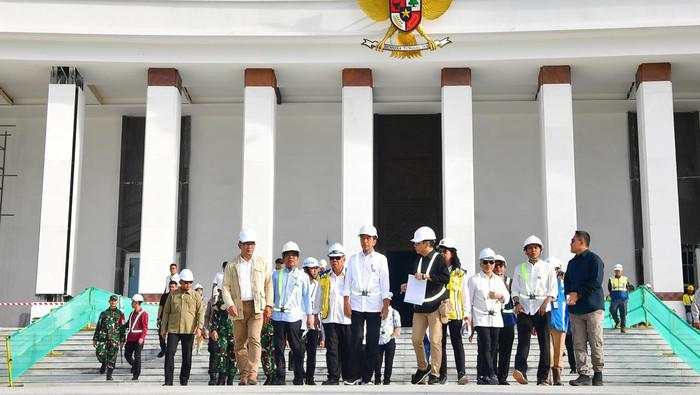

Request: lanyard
left=417, top=252, right=438, bottom=274
left=277, top=269, right=289, bottom=309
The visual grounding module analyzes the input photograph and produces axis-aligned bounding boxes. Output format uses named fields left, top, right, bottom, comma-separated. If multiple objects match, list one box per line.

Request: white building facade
left=0, top=0, right=698, bottom=324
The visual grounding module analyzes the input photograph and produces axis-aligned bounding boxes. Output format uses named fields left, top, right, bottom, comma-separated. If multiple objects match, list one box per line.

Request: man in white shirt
left=343, top=225, right=392, bottom=385
left=511, top=235, right=558, bottom=385
left=319, top=243, right=352, bottom=385
left=374, top=305, right=401, bottom=385
left=164, top=262, right=178, bottom=292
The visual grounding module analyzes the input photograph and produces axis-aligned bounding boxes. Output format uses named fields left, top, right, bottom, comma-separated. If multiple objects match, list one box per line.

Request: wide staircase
left=2, top=326, right=699, bottom=386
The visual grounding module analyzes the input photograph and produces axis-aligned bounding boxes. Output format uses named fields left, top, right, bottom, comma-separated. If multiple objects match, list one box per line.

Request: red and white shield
left=389, top=0, right=422, bottom=32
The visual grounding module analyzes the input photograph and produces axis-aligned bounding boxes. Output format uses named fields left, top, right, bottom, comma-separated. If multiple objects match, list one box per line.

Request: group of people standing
left=92, top=225, right=609, bottom=387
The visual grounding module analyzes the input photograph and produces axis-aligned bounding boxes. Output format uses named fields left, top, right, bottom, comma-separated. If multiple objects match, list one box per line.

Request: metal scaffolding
left=0, top=125, right=17, bottom=227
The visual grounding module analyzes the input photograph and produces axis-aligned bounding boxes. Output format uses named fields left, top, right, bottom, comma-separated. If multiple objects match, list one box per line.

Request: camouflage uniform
left=93, top=307, right=126, bottom=378
left=261, top=321, right=276, bottom=384
left=209, top=298, right=238, bottom=384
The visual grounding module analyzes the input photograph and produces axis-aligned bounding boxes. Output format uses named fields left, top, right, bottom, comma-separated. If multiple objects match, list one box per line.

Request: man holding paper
left=402, top=226, right=450, bottom=385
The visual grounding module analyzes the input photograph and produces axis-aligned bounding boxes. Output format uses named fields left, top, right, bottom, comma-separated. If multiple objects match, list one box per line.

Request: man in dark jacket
left=402, top=226, right=450, bottom=385
left=564, top=230, right=605, bottom=387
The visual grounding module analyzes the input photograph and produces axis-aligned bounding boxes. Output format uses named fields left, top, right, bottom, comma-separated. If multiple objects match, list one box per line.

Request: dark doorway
left=374, top=114, right=443, bottom=326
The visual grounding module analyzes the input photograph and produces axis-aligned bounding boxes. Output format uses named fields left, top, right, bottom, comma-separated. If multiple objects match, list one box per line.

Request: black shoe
left=131, top=376, right=139, bottom=381
left=322, top=379, right=339, bottom=385
left=374, top=380, right=381, bottom=385
left=292, top=378, right=304, bottom=385
left=162, top=383, right=173, bottom=386
left=106, top=375, right=113, bottom=381
left=226, top=376, right=234, bottom=386
left=438, top=375, right=447, bottom=385
left=569, top=374, right=592, bottom=386
left=537, top=380, right=551, bottom=385
left=157, top=351, right=165, bottom=358
left=105, top=369, right=113, bottom=381
left=592, top=372, right=603, bottom=386
left=217, top=374, right=226, bottom=385
left=499, top=380, right=510, bottom=385
left=208, top=374, right=217, bottom=386
left=99, top=363, right=106, bottom=374
left=306, top=378, right=316, bottom=385
left=382, top=380, right=391, bottom=385
left=488, top=376, right=499, bottom=385
left=427, top=374, right=440, bottom=385
left=570, top=368, right=576, bottom=374
left=476, top=376, right=487, bottom=385
left=411, top=368, right=430, bottom=384
left=180, top=380, right=188, bottom=386
left=272, top=377, right=286, bottom=385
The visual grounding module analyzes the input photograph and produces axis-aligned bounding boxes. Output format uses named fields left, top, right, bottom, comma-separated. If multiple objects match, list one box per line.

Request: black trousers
left=373, top=338, right=396, bottom=384
left=272, top=320, right=304, bottom=382
left=207, top=337, right=220, bottom=375
left=164, top=333, right=194, bottom=385
left=497, top=324, right=515, bottom=382
left=440, top=319, right=466, bottom=378
left=475, top=326, right=500, bottom=378
left=124, top=341, right=143, bottom=378
left=515, top=312, right=551, bottom=382
left=305, top=329, right=320, bottom=382
left=565, top=330, right=576, bottom=371
left=610, top=299, right=628, bottom=328
left=350, top=311, right=381, bottom=382
left=159, top=333, right=167, bottom=353
left=323, top=323, right=352, bottom=382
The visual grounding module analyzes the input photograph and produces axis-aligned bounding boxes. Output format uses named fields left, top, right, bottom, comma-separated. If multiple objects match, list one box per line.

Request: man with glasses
left=221, top=229, right=274, bottom=385
left=565, top=230, right=605, bottom=386
left=494, top=254, right=516, bottom=385
left=511, top=235, right=557, bottom=385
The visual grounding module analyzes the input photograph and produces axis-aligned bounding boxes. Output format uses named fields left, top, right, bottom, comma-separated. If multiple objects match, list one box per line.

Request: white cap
left=327, top=242, right=346, bottom=257
left=239, top=228, right=256, bottom=243
left=281, top=241, right=300, bottom=254
left=212, top=272, right=224, bottom=285
left=494, top=254, right=507, bottom=265
left=613, top=264, right=623, bottom=272
left=302, top=257, right=320, bottom=269
left=546, top=256, right=564, bottom=270
left=522, top=235, right=543, bottom=249
left=478, top=248, right=497, bottom=261
left=438, top=237, right=457, bottom=250
left=319, top=259, right=328, bottom=269
left=131, top=294, right=144, bottom=303
left=194, top=283, right=203, bottom=290
left=179, top=268, right=194, bottom=282
left=411, top=226, right=437, bottom=243
left=169, top=274, right=181, bottom=284
left=358, top=224, right=378, bottom=238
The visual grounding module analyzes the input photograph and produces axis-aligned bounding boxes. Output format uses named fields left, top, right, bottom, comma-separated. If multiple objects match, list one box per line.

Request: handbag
left=438, top=298, right=452, bottom=324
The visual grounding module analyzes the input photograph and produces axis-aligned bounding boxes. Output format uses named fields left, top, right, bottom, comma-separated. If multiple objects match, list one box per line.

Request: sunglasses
left=181, top=281, right=193, bottom=285
left=481, top=260, right=496, bottom=265
left=329, top=256, right=342, bottom=261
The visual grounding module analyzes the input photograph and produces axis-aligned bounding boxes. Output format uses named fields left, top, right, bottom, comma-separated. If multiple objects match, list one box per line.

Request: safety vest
left=319, top=270, right=332, bottom=319
left=610, top=276, right=628, bottom=292
left=447, top=268, right=466, bottom=320
left=518, top=262, right=546, bottom=300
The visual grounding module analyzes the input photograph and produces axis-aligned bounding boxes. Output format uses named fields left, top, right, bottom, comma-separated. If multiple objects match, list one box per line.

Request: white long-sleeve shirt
left=322, top=269, right=351, bottom=325
left=343, top=250, right=392, bottom=312
left=466, top=271, right=510, bottom=328
left=511, top=259, right=558, bottom=316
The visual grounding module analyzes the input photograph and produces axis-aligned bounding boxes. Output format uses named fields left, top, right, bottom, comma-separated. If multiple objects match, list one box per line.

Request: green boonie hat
left=109, top=295, right=119, bottom=301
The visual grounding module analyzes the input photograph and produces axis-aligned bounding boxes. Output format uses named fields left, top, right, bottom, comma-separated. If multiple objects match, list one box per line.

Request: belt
left=351, top=290, right=380, bottom=297
left=519, top=293, right=546, bottom=300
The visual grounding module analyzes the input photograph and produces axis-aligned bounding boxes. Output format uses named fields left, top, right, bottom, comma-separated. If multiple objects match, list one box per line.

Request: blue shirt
left=564, top=249, right=605, bottom=315
left=550, top=277, right=569, bottom=332
left=271, top=267, right=311, bottom=323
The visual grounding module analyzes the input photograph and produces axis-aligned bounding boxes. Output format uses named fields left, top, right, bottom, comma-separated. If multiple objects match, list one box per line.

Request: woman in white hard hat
left=494, top=254, right=516, bottom=385
left=302, top=257, right=324, bottom=385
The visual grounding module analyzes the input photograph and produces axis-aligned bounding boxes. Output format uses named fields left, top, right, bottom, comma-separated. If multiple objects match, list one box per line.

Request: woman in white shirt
left=467, top=248, right=510, bottom=385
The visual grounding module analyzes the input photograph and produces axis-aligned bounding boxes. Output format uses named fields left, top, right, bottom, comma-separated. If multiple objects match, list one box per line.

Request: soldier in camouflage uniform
left=92, top=295, right=126, bottom=381
left=261, top=321, right=276, bottom=385
left=207, top=286, right=238, bottom=385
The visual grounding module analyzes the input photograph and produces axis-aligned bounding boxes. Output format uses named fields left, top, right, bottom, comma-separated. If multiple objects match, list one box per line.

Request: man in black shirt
left=157, top=278, right=179, bottom=358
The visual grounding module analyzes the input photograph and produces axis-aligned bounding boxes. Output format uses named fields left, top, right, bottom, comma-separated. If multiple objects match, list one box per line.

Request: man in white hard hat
left=401, top=226, right=450, bottom=385
left=511, top=235, right=557, bottom=385
left=161, top=268, right=205, bottom=386
left=607, top=264, right=633, bottom=333
left=270, top=241, right=313, bottom=385
left=319, top=243, right=352, bottom=385
left=221, top=228, right=274, bottom=386
left=343, top=224, right=392, bottom=385
left=125, top=294, right=148, bottom=381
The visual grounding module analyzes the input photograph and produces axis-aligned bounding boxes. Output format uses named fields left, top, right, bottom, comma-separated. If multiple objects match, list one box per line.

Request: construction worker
left=547, top=257, right=569, bottom=386
left=92, top=295, right=125, bottom=381
left=320, top=243, right=353, bottom=385
left=511, top=235, right=557, bottom=385
left=271, top=241, right=313, bottom=385
left=437, top=237, right=469, bottom=385
left=494, top=254, right=516, bottom=385
left=608, top=264, right=633, bottom=333
left=683, top=285, right=695, bottom=325
left=161, top=268, right=205, bottom=386
left=157, top=275, right=179, bottom=358
left=207, top=285, right=238, bottom=385
left=302, top=256, right=323, bottom=385
left=124, top=294, right=148, bottom=381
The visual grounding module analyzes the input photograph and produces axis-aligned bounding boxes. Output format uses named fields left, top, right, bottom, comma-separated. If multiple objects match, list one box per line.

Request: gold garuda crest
left=359, top=0, right=453, bottom=58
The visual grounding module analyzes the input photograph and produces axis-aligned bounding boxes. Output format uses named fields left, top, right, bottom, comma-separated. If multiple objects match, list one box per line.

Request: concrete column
left=635, top=63, right=683, bottom=295
left=242, top=69, right=277, bottom=263
left=441, top=68, right=476, bottom=275
left=538, top=66, right=577, bottom=262
left=341, top=69, right=373, bottom=249
left=36, top=67, right=86, bottom=295
left=139, top=68, right=182, bottom=294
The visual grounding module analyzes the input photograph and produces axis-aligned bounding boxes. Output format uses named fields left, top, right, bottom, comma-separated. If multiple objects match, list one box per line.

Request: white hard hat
left=302, top=257, right=320, bottom=269
left=358, top=224, right=378, bottom=238
left=281, top=241, right=300, bottom=254
left=239, top=228, right=256, bottom=243
left=479, top=248, right=497, bottom=261
left=411, top=226, right=437, bottom=243
left=438, top=237, right=457, bottom=250
left=546, top=256, right=563, bottom=270
left=194, top=283, right=203, bottom=290
left=327, top=242, right=346, bottom=257
left=319, top=259, right=328, bottom=269
left=131, top=294, right=144, bottom=303
left=179, top=269, right=194, bottom=282
left=212, top=272, right=224, bottom=285
left=494, top=254, right=507, bottom=265
left=169, top=274, right=181, bottom=283
left=613, top=264, right=623, bottom=272
left=523, top=235, right=543, bottom=249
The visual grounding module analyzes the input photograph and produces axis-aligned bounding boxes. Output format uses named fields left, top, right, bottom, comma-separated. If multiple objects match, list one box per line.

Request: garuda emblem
left=359, top=0, right=453, bottom=58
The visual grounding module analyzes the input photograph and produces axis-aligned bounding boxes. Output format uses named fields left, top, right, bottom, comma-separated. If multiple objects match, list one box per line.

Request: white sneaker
left=343, top=378, right=361, bottom=385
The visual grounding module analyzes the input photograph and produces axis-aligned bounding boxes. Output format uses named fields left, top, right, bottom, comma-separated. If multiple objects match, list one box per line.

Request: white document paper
left=404, top=275, right=427, bottom=305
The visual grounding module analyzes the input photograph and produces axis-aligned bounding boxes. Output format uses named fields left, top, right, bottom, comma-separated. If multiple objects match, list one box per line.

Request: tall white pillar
left=538, top=66, right=578, bottom=262
left=139, top=68, right=182, bottom=294
left=341, top=69, right=374, bottom=249
left=36, top=67, right=86, bottom=295
left=441, top=68, right=476, bottom=275
left=635, top=63, right=683, bottom=295
left=241, top=69, right=277, bottom=263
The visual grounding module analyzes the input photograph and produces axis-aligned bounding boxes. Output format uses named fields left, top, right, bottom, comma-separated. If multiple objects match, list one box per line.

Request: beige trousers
left=570, top=310, right=604, bottom=375
left=411, top=310, right=443, bottom=375
left=549, top=329, right=566, bottom=369
left=233, top=301, right=264, bottom=380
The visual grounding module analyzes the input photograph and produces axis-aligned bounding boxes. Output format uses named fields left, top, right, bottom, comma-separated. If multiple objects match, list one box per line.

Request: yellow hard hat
left=689, top=285, right=695, bottom=291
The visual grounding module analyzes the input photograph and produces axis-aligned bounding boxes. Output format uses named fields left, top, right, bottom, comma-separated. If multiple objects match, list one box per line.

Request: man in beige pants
left=222, top=229, right=273, bottom=385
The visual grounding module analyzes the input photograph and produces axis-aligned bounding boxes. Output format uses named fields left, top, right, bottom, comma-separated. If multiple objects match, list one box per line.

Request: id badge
left=552, top=301, right=559, bottom=309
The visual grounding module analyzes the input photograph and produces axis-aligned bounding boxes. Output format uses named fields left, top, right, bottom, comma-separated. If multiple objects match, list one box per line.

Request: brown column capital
left=441, top=68, right=471, bottom=87
left=655, top=291, right=683, bottom=301
left=538, top=65, right=571, bottom=86
left=245, top=69, right=277, bottom=87
left=141, top=293, right=163, bottom=303
left=636, top=63, right=671, bottom=84
left=147, top=68, right=182, bottom=91
left=342, top=69, right=373, bottom=87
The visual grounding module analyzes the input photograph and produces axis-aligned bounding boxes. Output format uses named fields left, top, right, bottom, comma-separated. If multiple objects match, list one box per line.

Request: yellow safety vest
left=610, top=276, right=628, bottom=292
left=319, top=270, right=332, bottom=319
left=447, top=268, right=466, bottom=320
